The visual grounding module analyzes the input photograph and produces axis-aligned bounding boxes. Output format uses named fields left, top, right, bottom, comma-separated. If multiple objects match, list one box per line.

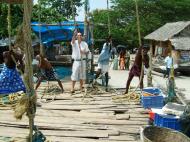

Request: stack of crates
left=141, top=87, right=164, bottom=109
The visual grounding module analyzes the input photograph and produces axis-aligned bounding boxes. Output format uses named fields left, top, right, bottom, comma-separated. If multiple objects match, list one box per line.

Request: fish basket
left=143, top=126, right=190, bottom=142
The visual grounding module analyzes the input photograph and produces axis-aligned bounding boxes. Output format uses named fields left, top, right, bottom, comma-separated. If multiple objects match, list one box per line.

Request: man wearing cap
left=71, top=30, right=89, bottom=93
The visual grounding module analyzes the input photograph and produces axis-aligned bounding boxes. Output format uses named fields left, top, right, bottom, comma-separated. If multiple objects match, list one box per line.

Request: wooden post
left=38, top=0, right=45, bottom=56
left=134, top=0, right=145, bottom=91
left=147, top=41, right=153, bottom=87
left=84, top=0, right=90, bottom=84
left=89, top=18, right=94, bottom=73
left=23, top=0, right=35, bottom=141
left=84, top=0, right=88, bottom=41
left=135, top=0, right=142, bottom=47
left=71, top=0, right=76, bottom=24
left=107, top=0, right=111, bottom=35
left=7, top=4, right=11, bottom=50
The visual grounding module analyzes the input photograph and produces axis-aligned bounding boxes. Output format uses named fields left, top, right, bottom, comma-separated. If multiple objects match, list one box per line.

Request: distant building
left=145, top=21, right=190, bottom=73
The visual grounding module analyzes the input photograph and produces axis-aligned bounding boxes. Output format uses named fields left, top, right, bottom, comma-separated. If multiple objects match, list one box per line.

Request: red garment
left=129, top=64, right=141, bottom=77
left=120, top=57, right=125, bottom=70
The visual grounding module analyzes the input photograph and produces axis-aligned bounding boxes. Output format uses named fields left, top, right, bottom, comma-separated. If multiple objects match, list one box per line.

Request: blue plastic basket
left=141, top=95, right=164, bottom=109
left=143, top=88, right=161, bottom=95
left=154, top=113, right=181, bottom=131
left=141, top=88, right=164, bottom=109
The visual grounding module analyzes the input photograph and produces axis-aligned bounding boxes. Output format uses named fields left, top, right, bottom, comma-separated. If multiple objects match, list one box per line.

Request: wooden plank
left=45, top=100, right=140, bottom=105
left=46, top=136, right=139, bottom=142
left=41, top=129, right=112, bottom=138
left=0, top=126, right=119, bottom=138
left=46, top=136, right=107, bottom=142
left=80, top=109, right=115, bottom=114
left=36, top=111, right=115, bottom=119
left=110, top=125, right=145, bottom=134
left=0, top=120, right=147, bottom=133
left=116, top=114, right=149, bottom=121
left=108, top=135, right=136, bottom=141
left=0, top=123, right=112, bottom=132
left=41, top=104, right=117, bottom=110
left=0, top=115, right=148, bottom=126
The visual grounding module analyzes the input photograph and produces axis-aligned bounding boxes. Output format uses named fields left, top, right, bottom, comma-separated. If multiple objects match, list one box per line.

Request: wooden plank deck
left=0, top=82, right=149, bottom=142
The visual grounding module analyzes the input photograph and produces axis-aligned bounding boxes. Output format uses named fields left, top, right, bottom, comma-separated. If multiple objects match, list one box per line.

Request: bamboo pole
left=89, top=18, right=94, bottom=73
left=38, top=0, right=44, bottom=56
left=71, top=0, right=76, bottom=24
left=23, top=0, right=35, bottom=141
left=7, top=3, right=11, bottom=50
left=134, top=0, right=145, bottom=93
left=84, top=0, right=89, bottom=84
left=107, top=0, right=111, bottom=35
left=147, top=41, right=153, bottom=87
left=84, top=0, right=88, bottom=41
left=134, top=0, right=141, bottom=46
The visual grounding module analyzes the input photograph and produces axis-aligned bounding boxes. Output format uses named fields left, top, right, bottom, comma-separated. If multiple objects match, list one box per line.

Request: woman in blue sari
left=0, top=49, right=25, bottom=95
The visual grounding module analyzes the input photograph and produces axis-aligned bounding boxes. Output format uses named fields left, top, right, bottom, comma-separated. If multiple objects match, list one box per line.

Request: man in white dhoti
left=71, top=30, right=89, bottom=93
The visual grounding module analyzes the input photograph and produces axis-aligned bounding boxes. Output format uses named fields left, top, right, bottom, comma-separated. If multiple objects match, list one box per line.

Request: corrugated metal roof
left=144, top=21, right=190, bottom=41
left=171, top=37, right=190, bottom=50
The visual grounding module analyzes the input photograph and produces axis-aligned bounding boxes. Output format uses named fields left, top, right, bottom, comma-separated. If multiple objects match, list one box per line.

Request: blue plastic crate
left=143, top=88, right=161, bottom=95
left=141, top=95, right=164, bottom=109
left=141, top=87, right=164, bottom=109
left=154, top=113, right=181, bottom=131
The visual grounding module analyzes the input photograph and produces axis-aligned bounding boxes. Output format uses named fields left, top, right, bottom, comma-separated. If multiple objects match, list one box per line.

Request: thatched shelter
left=145, top=21, right=190, bottom=67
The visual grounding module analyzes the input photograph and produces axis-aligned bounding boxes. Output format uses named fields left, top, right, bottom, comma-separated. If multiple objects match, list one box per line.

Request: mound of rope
left=82, top=82, right=120, bottom=97
left=0, top=92, right=26, bottom=107
left=43, top=84, right=62, bottom=95
left=0, top=92, right=36, bottom=120
left=40, top=84, right=62, bottom=103
left=112, top=91, right=140, bottom=103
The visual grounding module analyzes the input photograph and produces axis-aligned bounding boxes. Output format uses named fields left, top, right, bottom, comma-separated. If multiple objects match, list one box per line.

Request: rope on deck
left=0, top=92, right=26, bottom=107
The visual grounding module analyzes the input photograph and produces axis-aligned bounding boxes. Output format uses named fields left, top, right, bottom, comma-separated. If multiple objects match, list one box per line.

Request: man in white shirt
left=164, top=52, right=173, bottom=78
left=71, top=30, right=89, bottom=93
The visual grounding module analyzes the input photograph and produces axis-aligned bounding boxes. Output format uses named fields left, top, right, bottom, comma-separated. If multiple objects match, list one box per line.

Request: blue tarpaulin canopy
left=31, top=21, right=88, bottom=45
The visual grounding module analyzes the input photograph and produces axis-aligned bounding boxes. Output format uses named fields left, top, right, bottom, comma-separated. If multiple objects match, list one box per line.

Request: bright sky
left=33, top=0, right=110, bottom=21
left=77, top=0, right=109, bottom=21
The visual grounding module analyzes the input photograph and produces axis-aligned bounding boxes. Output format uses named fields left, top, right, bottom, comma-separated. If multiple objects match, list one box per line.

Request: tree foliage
left=0, top=4, right=23, bottom=38
left=92, top=0, right=190, bottom=49
left=32, top=0, right=83, bottom=23
left=0, top=0, right=83, bottom=37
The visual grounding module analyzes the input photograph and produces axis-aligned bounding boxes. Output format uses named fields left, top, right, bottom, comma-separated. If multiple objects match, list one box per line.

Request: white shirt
left=164, top=56, right=173, bottom=68
left=71, top=40, right=89, bottom=60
